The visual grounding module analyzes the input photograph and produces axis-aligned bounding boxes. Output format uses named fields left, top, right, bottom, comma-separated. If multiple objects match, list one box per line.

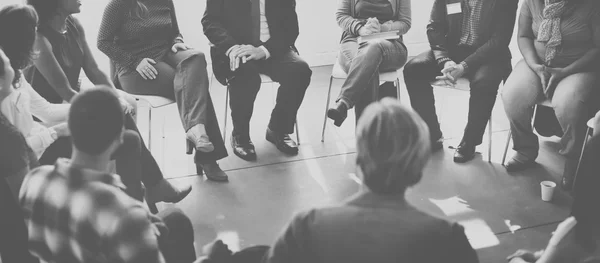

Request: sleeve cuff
left=173, top=37, right=184, bottom=44
left=436, top=57, right=452, bottom=67
left=259, top=45, right=271, bottom=59
left=459, top=61, right=469, bottom=72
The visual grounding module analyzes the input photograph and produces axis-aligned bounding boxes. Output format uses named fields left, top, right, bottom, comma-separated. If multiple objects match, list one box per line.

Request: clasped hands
left=226, top=45, right=267, bottom=71
left=435, top=61, right=466, bottom=86
left=532, top=64, right=567, bottom=98
left=358, top=18, right=393, bottom=36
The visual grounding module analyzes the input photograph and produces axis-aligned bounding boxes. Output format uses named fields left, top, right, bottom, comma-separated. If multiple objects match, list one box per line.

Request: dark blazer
left=201, top=0, right=300, bottom=85
left=264, top=191, right=480, bottom=263
left=427, top=0, right=518, bottom=69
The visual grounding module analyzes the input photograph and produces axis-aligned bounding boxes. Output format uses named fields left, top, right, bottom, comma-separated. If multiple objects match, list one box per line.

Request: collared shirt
left=459, top=0, right=484, bottom=46
left=20, top=159, right=164, bottom=263
left=259, top=0, right=271, bottom=42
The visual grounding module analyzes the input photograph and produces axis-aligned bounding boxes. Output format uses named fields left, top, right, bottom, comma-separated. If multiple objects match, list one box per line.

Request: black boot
left=327, top=101, right=348, bottom=127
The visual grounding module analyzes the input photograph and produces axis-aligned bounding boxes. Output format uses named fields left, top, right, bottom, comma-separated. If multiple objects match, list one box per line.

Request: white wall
left=0, top=0, right=438, bottom=70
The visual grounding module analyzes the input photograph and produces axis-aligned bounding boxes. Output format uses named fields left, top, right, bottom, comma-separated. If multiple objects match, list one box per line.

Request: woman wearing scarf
left=502, top=0, right=600, bottom=186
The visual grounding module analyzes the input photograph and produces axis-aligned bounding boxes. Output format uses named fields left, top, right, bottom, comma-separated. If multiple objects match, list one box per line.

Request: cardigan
left=0, top=75, right=69, bottom=158
left=336, top=0, right=412, bottom=42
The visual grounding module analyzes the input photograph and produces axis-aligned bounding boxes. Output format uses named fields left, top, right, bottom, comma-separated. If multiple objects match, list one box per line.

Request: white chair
left=220, top=74, right=301, bottom=144
left=321, top=61, right=402, bottom=142
left=432, top=78, right=495, bottom=163
left=132, top=95, right=177, bottom=152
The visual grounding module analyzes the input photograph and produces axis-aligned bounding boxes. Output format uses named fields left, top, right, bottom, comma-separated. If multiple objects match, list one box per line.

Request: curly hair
left=0, top=5, right=38, bottom=84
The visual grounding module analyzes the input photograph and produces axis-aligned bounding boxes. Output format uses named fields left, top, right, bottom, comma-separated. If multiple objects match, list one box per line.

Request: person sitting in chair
left=202, top=0, right=312, bottom=161
left=403, top=0, right=518, bottom=163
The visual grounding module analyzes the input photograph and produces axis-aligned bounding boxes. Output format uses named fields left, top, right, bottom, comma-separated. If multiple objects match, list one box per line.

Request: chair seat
left=331, top=62, right=400, bottom=82
left=538, top=99, right=552, bottom=108
left=133, top=95, right=175, bottom=108
left=588, top=117, right=596, bottom=129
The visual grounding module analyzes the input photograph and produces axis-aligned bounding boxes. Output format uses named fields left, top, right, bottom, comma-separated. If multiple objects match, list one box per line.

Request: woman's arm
left=73, top=17, right=113, bottom=87
left=517, top=3, right=543, bottom=69
left=23, top=79, right=69, bottom=125
left=33, top=34, right=78, bottom=102
left=336, top=0, right=364, bottom=36
left=97, top=0, right=144, bottom=70
left=381, top=0, right=411, bottom=34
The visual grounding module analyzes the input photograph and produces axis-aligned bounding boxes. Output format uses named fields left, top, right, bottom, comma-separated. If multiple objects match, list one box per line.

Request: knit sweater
left=97, top=0, right=183, bottom=75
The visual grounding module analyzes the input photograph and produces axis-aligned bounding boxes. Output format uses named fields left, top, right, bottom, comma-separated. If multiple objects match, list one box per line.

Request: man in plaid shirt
left=403, top=0, right=518, bottom=163
left=19, top=87, right=196, bottom=263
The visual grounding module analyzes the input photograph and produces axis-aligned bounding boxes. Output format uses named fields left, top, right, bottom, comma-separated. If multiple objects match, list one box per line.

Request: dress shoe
left=145, top=179, right=192, bottom=213
left=327, top=101, right=348, bottom=127
left=200, top=162, right=229, bottom=182
left=431, top=138, right=444, bottom=152
left=266, top=128, right=299, bottom=155
left=504, top=158, right=536, bottom=172
left=231, top=134, right=257, bottom=161
left=186, top=124, right=214, bottom=153
left=453, top=142, right=476, bottom=163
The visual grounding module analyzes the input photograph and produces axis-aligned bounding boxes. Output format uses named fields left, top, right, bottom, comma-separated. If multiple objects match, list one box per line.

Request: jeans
left=38, top=114, right=160, bottom=201
left=157, top=208, right=197, bottom=263
left=404, top=49, right=510, bottom=145
left=119, top=50, right=227, bottom=163
left=228, top=48, right=312, bottom=137
left=502, top=60, right=599, bottom=163
left=338, top=39, right=407, bottom=120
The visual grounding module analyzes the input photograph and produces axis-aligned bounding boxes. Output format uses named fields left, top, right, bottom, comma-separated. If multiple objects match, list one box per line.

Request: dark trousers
left=572, top=136, right=600, bottom=250
left=157, top=208, right=197, bottom=263
left=38, top=114, right=161, bottom=200
left=0, top=179, right=39, bottom=263
left=403, top=49, right=510, bottom=145
left=228, top=49, right=312, bottom=137
left=119, top=50, right=227, bottom=163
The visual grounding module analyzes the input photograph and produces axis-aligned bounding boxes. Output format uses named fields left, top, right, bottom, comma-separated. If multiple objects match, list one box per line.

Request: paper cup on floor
left=540, top=181, right=557, bottom=202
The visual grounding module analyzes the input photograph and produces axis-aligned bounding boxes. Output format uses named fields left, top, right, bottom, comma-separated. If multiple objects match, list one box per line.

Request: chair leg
left=573, top=127, right=592, bottom=188
left=147, top=106, right=153, bottom=151
left=488, top=116, right=492, bottom=163
left=295, top=119, right=300, bottom=145
left=321, top=77, right=334, bottom=142
left=502, top=130, right=512, bottom=165
left=223, top=86, right=229, bottom=141
left=395, top=78, right=401, bottom=101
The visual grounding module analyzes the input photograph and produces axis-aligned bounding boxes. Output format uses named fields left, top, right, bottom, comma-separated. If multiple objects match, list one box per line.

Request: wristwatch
left=49, top=128, right=58, bottom=140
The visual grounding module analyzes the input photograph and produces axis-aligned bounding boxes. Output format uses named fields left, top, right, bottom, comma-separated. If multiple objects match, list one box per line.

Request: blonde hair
left=356, top=98, right=431, bottom=194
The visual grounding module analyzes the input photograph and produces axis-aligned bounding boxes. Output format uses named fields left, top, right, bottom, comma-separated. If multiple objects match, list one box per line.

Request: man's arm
left=263, top=0, right=299, bottom=57
left=461, top=0, right=518, bottom=71
left=427, top=0, right=452, bottom=66
left=264, top=210, right=315, bottom=263
left=201, top=0, right=238, bottom=53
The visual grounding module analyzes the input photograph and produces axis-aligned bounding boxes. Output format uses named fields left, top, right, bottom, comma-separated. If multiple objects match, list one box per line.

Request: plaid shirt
left=19, top=159, right=165, bottom=263
left=459, top=0, right=484, bottom=46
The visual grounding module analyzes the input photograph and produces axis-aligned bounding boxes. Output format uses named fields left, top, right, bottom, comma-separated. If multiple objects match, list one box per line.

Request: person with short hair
left=403, top=0, right=518, bottom=163
left=20, top=87, right=197, bottom=263
left=263, top=98, right=479, bottom=263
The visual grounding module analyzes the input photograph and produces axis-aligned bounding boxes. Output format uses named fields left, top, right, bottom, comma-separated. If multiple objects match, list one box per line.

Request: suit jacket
left=427, top=0, right=518, bottom=70
left=264, top=191, right=480, bottom=263
left=202, top=0, right=299, bottom=85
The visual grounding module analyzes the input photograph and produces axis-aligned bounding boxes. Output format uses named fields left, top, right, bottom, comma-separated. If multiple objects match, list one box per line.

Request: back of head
left=356, top=98, right=431, bottom=194
left=0, top=4, right=38, bottom=83
left=69, top=87, right=124, bottom=155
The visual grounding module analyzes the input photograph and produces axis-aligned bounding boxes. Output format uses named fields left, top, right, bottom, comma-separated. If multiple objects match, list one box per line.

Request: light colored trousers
left=502, top=60, right=599, bottom=162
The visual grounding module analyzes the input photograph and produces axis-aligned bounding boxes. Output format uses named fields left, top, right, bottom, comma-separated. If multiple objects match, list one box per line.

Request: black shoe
left=504, top=158, right=535, bottom=172
left=266, top=128, right=299, bottom=155
left=201, top=162, right=229, bottom=182
left=327, top=101, right=348, bottom=127
left=231, top=134, right=257, bottom=161
left=454, top=142, right=476, bottom=163
left=431, top=138, right=444, bottom=152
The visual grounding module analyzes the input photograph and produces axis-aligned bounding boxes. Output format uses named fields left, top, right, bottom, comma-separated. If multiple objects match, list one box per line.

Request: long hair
left=0, top=5, right=38, bottom=85
left=129, top=0, right=148, bottom=19
left=26, top=0, right=58, bottom=25
left=356, top=98, right=432, bottom=194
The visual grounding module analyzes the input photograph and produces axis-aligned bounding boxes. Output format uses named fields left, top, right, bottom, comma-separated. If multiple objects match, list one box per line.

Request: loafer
left=454, top=142, right=476, bottom=163
left=231, top=134, right=257, bottom=161
left=266, top=128, right=299, bottom=155
left=504, top=158, right=535, bottom=172
left=201, top=162, right=229, bottom=182
left=327, top=101, right=348, bottom=127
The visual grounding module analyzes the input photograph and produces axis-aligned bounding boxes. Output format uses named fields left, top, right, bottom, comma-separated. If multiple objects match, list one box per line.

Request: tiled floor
left=139, top=65, right=575, bottom=262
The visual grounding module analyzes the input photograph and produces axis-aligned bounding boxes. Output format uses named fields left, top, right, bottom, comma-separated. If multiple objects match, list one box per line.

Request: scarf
left=537, top=0, right=569, bottom=64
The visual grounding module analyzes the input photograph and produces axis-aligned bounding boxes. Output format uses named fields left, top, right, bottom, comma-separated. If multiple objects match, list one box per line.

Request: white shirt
left=259, top=0, right=271, bottom=42
left=1, top=75, right=69, bottom=158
